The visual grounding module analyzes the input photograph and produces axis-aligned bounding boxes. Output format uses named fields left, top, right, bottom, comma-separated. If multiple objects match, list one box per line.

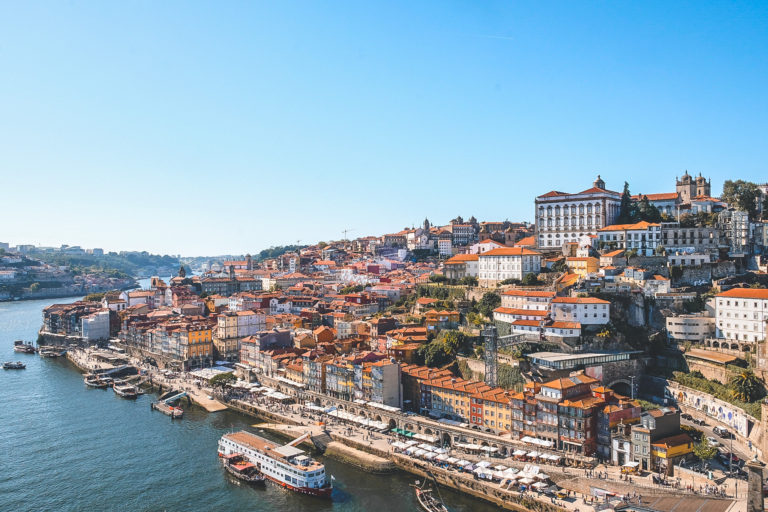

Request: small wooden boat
left=414, top=487, right=448, bottom=512
left=3, top=361, right=26, bottom=370
left=13, top=341, right=37, bottom=354
left=222, top=453, right=266, bottom=484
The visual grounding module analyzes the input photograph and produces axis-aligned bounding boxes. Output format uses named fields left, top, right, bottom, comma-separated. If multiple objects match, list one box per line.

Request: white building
left=631, top=192, right=679, bottom=217
left=550, top=297, right=610, bottom=325
left=666, top=314, right=715, bottom=343
left=81, top=310, right=110, bottom=341
left=443, top=254, right=479, bottom=281
left=236, top=310, right=267, bottom=338
left=597, top=221, right=661, bottom=256
left=477, top=247, right=542, bottom=287
left=667, top=252, right=710, bottom=267
left=715, top=288, right=768, bottom=343
left=543, top=321, right=581, bottom=338
left=500, top=289, right=556, bottom=311
left=469, top=239, right=506, bottom=254
left=535, top=176, right=621, bottom=249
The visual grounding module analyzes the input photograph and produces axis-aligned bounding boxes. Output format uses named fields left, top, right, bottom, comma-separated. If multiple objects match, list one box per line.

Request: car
left=714, top=426, right=731, bottom=438
left=719, top=452, right=740, bottom=466
left=681, top=413, right=693, bottom=420
left=706, top=436, right=720, bottom=447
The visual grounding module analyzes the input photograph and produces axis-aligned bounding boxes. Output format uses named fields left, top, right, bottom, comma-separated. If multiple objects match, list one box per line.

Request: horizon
left=2, top=2, right=767, bottom=254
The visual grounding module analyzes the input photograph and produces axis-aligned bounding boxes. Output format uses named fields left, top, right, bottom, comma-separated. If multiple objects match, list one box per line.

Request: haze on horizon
left=1, top=1, right=767, bottom=256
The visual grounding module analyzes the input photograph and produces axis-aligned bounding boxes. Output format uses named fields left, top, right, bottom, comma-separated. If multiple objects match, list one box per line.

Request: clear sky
left=1, top=1, right=766, bottom=256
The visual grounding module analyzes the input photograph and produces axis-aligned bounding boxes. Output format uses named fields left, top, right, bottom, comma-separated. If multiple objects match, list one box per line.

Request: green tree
left=636, top=195, right=662, bottom=222
left=429, top=274, right=448, bottom=283
left=521, top=273, right=540, bottom=286
left=617, top=182, right=636, bottom=224
left=730, top=369, right=764, bottom=402
left=498, top=363, right=524, bottom=390
left=420, top=341, right=452, bottom=367
left=477, top=292, right=501, bottom=318
left=84, top=292, right=107, bottom=302
left=722, top=180, right=761, bottom=219
left=459, top=276, right=478, bottom=287
left=693, top=437, right=718, bottom=461
left=209, top=372, right=236, bottom=388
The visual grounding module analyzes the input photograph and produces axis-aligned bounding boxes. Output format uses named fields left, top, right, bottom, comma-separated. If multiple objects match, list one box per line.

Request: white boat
left=218, top=431, right=332, bottom=498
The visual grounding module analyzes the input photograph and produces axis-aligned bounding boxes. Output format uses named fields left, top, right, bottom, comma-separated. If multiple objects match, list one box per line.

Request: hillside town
left=38, top=174, right=768, bottom=510
left=0, top=244, right=137, bottom=301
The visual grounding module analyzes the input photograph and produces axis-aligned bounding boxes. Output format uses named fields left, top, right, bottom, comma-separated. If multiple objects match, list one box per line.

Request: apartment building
left=715, top=288, right=768, bottom=343
left=477, top=247, right=542, bottom=287
left=550, top=297, right=610, bottom=325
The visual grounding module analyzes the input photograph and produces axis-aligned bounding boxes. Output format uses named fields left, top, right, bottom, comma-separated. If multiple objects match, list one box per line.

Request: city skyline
left=2, top=1, right=767, bottom=254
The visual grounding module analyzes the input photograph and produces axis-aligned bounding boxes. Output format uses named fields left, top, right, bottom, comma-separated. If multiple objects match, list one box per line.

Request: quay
left=59, top=348, right=746, bottom=512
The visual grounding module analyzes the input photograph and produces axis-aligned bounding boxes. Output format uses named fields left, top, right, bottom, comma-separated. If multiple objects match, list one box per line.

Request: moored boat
left=414, top=487, right=449, bottom=512
left=113, top=380, right=139, bottom=399
left=218, top=431, right=332, bottom=498
left=3, top=361, right=26, bottom=370
left=84, top=374, right=112, bottom=388
left=39, top=347, right=66, bottom=358
left=13, top=341, right=37, bottom=354
left=221, top=453, right=266, bottom=484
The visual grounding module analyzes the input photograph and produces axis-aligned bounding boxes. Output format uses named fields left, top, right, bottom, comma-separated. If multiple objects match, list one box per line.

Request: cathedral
left=676, top=170, right=711, bottom=204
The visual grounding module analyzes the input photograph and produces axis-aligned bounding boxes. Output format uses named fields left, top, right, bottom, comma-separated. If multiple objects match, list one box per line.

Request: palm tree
left=730, top=369, right=763, bottom=402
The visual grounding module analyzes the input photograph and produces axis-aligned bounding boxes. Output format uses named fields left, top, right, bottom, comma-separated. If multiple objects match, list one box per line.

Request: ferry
left=3, top=361, right=26, bottom=370
left=218, top=431, right=332, bottom=498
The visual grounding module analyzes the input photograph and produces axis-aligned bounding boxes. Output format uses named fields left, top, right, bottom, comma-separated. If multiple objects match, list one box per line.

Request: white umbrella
left=477, top=461, right=491, bottom=468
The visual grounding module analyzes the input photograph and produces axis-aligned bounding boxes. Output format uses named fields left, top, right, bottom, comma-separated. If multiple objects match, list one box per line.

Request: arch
left=441, top=432, right=452, bottom=447
left=481, top=440, right=489, bottom=447
left=388, top=418, right=397, bottom=430
left=743, top=345, right=751, bottom=352
left=711, top=341, right=720, bottom=348
left=313, top=398, right=321, bottom=406
left=405, top=423, right=415, bottom=431
left=375, top=415, right=383, bottom=423
left=609, top=379, right=632, bottom=397
left=730, top=343, right=739, bottom=351
left=424, top=428, right=433, bottom=435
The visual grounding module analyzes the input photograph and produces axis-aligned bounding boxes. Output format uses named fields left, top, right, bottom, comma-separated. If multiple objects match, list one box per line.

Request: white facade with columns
left=535, top=176, right=621, bottom=250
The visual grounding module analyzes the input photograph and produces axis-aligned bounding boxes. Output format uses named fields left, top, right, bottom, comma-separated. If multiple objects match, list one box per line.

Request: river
left=0, top=297, right=498, bottom=512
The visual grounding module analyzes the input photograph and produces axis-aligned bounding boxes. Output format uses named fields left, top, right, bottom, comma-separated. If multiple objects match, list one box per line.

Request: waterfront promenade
left=63, top=347, right=746, bottom=511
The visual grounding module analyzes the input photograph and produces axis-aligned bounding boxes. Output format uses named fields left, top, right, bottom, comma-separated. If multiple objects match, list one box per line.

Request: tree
left=498, top=364, right=524, bottom=390
left=521, top=273, right=540, bottom=286
left=730, top=369, right=764, bottom=402
left=438, top=330, right=467, bottom=356
left=29, top=282, right=40, bottom=292
left=429, top=274, right=448, bottom=283
left=459, top=276, right=478, bottom=287
left=477, top=292, right=501, bottom=318
left=551, top=260, right=568, bottom=273
left=654, top=245, right=666, bottom=256
left=318, top=241, right=328, bottom=248
left=636, top=195, right=662, bottom=222
left=500, top=278, right=521, bottom=286
left=420, top=341, right=452, bottom=368
left=209, top=372, right=236, bottom=388
left=617, top=182, right=636, bottom=224
left=693, top=437, right=718, bottom=461
left=722, top=180, right=761, bottom=219
left=84, top=292, right=107, bottom=302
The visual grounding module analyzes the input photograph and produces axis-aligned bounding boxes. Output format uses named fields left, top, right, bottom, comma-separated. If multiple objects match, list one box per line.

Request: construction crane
left=342, top=228, right=354, bottom=240
left=481, top=325, right=534, bottom=387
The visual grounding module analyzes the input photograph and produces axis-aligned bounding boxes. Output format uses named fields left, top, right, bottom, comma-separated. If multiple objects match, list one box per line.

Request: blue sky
left=1, top=1, right=766, bottom=255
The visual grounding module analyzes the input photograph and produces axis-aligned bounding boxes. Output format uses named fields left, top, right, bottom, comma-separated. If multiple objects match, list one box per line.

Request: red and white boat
left=218, top=430, right=332, bottom=498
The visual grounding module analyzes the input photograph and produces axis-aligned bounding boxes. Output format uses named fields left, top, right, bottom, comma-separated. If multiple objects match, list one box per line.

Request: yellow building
left=565, top=257, right=599, bottom=277
left=651, top=433, right=694, bottom=469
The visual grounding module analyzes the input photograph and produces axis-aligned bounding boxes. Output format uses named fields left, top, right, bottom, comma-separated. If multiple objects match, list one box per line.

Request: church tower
left=593, top=174, right=605, bottom=190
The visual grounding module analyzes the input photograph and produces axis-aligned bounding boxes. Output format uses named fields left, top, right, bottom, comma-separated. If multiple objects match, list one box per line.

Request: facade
left=597, top=221, right=661, bottom=257
left=443, top=254, right=479, bottom=281
left=715, top=288, right=768, bottom=343
left=535, top=176, right=621, bottom=249
left=477, top=247, right=542, bottom=287
left=550, top=297, right=610, bottom=326
left=660, top=224, right=722, bottom=255
left=630, top=407, right=681, bottom=472
left=500, top=289, right=556, bottom=311
left=666, top=314, right=715, bottom=343
left=81, top=310, right=111, bottom=341
left=565, top=257, right=599, bottom=277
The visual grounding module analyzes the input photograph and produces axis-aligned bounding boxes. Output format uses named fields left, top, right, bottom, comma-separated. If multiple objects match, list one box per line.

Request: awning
left=513, top=449, right=527, bottom=456
left=532, top=482, right=548, bottom=490
left=623, top=461, right=640, bottom=468
left=527, top=451, right=539, bottom=458
left=476, top=461, right=491, bottom=468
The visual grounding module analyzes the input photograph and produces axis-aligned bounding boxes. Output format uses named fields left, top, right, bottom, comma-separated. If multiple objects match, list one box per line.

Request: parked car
left=681, top=413, right=693, bottom=421
left=713, top=426, right=731, bottom=438
left=706, top=436, right=720, bottom=447
left=719, top=452, right=740, bottom=466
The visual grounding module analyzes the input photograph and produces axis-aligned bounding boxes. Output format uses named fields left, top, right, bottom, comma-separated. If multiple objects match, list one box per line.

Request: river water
left=0, top=298, right=497, bottom=512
